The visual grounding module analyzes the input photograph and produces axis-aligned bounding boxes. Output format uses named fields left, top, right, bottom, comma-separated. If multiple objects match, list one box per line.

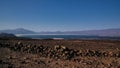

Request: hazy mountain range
left=0, top=28, right=120, bottom=37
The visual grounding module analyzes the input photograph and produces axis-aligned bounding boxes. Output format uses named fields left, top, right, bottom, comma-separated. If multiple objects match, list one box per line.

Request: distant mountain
left=0, top=28, right=120, bottom=37
left=61, top=28, right=120, bottom=37
left=38, top=28, right=120, bottom=37
left=0, top=28, right=36, bottom=34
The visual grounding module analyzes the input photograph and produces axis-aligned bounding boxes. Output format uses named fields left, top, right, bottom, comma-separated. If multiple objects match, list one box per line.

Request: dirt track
left=0, top=39, right=120, bottom=68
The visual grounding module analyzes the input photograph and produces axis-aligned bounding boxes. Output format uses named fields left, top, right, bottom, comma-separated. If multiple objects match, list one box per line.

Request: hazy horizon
left=0, top=0, right=120, bottom=32
left=0, top=27, right=120, bottom=32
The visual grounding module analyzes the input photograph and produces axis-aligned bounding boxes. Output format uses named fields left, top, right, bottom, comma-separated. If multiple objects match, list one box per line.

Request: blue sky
left=0, top=0, right=120, bottom=31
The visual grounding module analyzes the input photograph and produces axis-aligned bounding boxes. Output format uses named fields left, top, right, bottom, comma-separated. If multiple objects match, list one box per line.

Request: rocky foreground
left=0, top=39, right=120, bottom=68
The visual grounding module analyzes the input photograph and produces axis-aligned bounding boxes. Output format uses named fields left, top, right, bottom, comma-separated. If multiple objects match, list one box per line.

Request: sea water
left=15, top=34, right=120, bottom=40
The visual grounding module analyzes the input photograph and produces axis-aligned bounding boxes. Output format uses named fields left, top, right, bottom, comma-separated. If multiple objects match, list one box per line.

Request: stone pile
left=0, top=42, right=120, bottom=60
left=78, top=49, right=120, bottom=57
left=48, top=45, right=79, bottom=60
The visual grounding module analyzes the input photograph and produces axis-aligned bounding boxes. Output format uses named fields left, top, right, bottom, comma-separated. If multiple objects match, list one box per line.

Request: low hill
left=0, top=33, right=16, bottom=38
left=0, top=28, right=36, bottom=34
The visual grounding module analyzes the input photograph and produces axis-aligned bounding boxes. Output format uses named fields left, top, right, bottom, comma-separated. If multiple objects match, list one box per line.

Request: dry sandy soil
left=0, top=39, right=120, bottom=68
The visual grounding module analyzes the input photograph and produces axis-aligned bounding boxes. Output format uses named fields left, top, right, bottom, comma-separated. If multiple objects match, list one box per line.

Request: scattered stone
left=1, top=41, right=120, bottom=61
left=21, top=61, right=27, bottom=64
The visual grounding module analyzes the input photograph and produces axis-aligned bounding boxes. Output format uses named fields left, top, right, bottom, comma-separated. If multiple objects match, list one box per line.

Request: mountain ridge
left=0, top=28, right=120, bottom=37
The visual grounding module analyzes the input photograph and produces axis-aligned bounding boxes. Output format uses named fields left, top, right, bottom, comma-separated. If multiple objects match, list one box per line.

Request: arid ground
left=0, top=38, right=120, bottom=68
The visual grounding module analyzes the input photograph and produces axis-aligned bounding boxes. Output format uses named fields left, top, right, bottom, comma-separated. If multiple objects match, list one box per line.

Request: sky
left=0, top=0, right=120, bottom=32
